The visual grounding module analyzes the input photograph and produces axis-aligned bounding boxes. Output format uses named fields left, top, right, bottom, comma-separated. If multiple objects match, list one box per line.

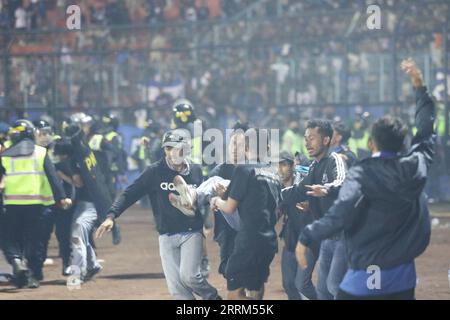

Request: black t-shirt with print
left=228, top=163, right=281, bottom=254
left=55, top=158, right=75, bottom=199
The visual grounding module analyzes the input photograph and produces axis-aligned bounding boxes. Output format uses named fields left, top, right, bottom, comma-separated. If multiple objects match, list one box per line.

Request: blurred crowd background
left=0, top=0, right=449, bottom=201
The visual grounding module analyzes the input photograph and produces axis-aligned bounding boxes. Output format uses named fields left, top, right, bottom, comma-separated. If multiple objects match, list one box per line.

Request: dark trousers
left=38, top=206, right=74, bottom=270
left=337, top=288, right=415, bottom=300
left=39, top=207, right=54, bottom=269
left=213, top=212, right=237, bottom=277
left=281, top=246, right=318, bottom=300
left=53, top=206, right=74, bottom=268
left=2, top=205, right=45, bottom=278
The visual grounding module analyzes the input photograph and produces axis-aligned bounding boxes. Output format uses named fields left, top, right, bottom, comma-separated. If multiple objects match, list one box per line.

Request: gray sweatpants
left=159, top=231, right=218, bottom=300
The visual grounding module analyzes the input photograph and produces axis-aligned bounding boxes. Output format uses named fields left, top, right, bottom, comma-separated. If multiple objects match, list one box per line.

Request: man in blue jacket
left=296, top=58, right=435, bottom=300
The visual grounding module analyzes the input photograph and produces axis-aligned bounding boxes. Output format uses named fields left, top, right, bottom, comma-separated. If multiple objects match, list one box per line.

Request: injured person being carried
left=169, top=175, right=241, bottom=232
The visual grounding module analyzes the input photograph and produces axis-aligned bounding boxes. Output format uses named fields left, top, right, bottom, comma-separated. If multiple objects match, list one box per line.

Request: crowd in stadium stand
left=0, top=0, right=265, bottom=30
left=1, top=1, right=449, bottom=204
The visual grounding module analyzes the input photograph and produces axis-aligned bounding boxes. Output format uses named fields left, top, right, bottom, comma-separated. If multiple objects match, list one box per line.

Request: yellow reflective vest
left=105, top=131, right=120, bottom=145
left=348, top=131, right=370, bottom=155
left=191, top=136, right=202, bottom=165
left=3, top=140, right=12, bottom=149
left=1, top=145, right=54, bottom=206
left=437, top=112, right=445, bottom=137
left=282, top=129, right=307, bottom=156
left=89, top=134, right=104, bottom=151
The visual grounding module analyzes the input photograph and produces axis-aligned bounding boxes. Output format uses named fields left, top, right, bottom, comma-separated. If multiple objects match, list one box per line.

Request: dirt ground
left=0, top=204, right=449, bottom=300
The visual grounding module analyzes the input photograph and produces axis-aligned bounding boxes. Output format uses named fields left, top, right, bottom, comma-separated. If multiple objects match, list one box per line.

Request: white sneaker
left=43, top=258, right=54, bottom=266
left=169, top=193, right=196, bottom=217
left=173, top=175, right=197, bottom=211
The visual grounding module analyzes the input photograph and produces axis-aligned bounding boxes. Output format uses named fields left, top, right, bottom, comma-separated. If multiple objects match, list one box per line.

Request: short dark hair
left=306, top=119, right=333, bottom=140
left=333, top=121, right=352, bottom=144
left=371, top=116, right=408, bottom=153
left=53, top=138, right=74, bottom=156
left=244, top=127, right=271, bottom=162
left=231, top=121, right=249, bottom=132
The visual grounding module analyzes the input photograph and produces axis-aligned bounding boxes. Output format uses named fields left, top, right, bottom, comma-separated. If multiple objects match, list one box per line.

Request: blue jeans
left=70, top=201, right=100, bottom=276
left=317, top=238, right=348, bottom=300
left=159, top=231, right=218, bottom=300
left=281, top=246, right=318, bottom=300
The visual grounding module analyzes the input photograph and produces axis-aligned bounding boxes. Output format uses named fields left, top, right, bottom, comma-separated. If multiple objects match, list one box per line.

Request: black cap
left=33, top=119, right=51, bottom=130
left=279, top=150, right=294, bottom=163
left=161, top=129, right=191, bottom=148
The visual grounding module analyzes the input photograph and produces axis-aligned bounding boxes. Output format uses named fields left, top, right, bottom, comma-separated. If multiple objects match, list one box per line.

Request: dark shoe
left=27, top=276, right=40, bottom=289
left=32, top=269, right=44, bottom=281
left=83, top=265, right=102, bottom=282
left=215, top=295, right=223, bottom=300
left=11, top=258, right=29, bottom=289
left=112, top=223, right=122, bottom=245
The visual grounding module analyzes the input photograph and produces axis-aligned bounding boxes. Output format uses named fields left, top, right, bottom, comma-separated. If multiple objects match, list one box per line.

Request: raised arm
left=401, top=58, right=436, bottom=170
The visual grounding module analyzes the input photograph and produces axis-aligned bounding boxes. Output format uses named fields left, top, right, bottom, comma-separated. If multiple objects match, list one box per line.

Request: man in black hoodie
left=96, top=129, right=219, bottom=300
left=296, top=58, right=435, bottom=300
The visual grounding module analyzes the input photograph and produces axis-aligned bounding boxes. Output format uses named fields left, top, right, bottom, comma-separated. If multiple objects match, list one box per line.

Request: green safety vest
left=1, top=145, right=54, bottom=206
left=105, top=132, right=118, bottom=142
left=89, top=134, right=104, bottom=151
left=48, top=135, right=61, bottom=164
left=348, top=131, right=370, bottom=154
left=282, top=129, right=307, bottom=156
left=191, top=136, right=202, bottom=165
left=3, top=140, right=12, bottom=149
left=138, top=144, right=146, bottom=161
left=437, top=113, right=445, bottom=137
left=105, top=131, right=123, bottom=148
left=105, top=131, right=122, bottom=172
